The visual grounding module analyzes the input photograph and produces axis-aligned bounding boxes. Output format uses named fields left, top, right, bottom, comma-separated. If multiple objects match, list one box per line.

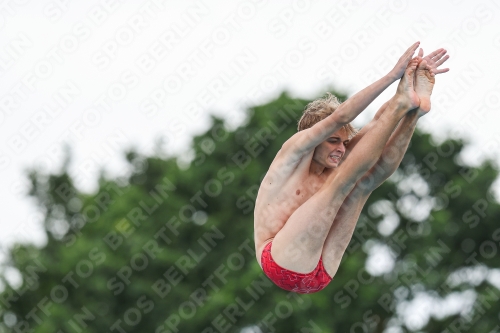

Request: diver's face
left=312, top=130, right=349, bottom=168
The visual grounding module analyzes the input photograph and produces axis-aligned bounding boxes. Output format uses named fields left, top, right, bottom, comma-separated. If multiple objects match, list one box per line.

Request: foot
left=414, top=59, right=435, bottom=114
left=395, top=58, right=420, bottom=110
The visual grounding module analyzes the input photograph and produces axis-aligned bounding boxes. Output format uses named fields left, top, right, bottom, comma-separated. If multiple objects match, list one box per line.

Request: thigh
left=321, top=190, right=370, bottom=277
left=271, top=187, right=346, bottom=274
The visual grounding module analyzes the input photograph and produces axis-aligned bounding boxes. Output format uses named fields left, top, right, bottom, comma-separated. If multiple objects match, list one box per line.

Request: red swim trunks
left=261, top=241, right=332, bottom=294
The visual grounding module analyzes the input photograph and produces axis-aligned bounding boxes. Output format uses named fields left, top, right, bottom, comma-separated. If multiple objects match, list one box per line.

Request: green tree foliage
left=1, top=92, right=499, bottom=332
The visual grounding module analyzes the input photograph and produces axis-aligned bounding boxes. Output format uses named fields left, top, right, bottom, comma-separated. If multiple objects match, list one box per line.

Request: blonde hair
left=297, top=93, right=357, bottom=138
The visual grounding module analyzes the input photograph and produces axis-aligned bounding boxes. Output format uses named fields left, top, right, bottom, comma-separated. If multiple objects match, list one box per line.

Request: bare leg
left=345, top=48, right=443, bottom=156
left=270, top=60, right=420, bottom=274
left=321, top=58, right=437, bottom=277
left=321, top=110, right=419, bottom=277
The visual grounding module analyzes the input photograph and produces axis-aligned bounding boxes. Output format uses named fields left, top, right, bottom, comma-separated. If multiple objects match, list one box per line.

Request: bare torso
left=253, top=148, right=333, bottom=267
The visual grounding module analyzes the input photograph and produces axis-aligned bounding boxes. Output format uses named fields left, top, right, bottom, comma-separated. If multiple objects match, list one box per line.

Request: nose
left=337, top=143, right=346, bottom=155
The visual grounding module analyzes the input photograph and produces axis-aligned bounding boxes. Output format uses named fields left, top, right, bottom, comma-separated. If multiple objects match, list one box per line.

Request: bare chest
left=285, top=176, right=324, bottom=207
left=256, top=171, right=327, bottom=223
left=253, top=158, right=331, bottom=259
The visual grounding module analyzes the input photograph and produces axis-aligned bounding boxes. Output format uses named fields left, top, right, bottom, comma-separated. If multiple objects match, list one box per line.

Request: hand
left=387, top=42, right=420, bottom=81
left=417, top=48, right=450, bottom=75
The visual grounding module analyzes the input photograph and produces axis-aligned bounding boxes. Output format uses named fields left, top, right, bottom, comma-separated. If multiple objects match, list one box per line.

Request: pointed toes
left=417, top=59, right=427, bottom=69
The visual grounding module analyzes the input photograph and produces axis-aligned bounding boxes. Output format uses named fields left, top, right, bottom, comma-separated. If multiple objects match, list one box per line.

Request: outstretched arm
left=284, top=42, right=421, bottom=157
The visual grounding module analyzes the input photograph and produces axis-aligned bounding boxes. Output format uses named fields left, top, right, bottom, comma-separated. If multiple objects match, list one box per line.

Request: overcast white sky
left=1, top=0, right=499, bottom=253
